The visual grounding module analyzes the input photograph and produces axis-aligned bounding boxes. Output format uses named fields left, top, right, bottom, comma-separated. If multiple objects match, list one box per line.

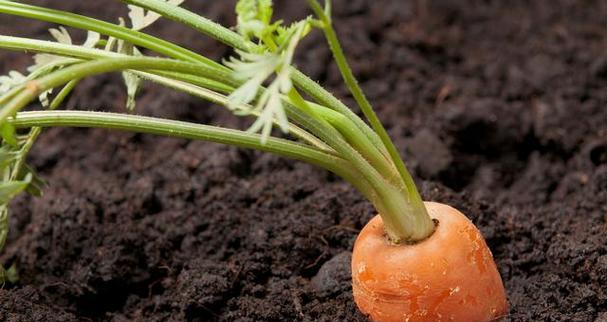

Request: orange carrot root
left=352, top=202, right=508, bottom=322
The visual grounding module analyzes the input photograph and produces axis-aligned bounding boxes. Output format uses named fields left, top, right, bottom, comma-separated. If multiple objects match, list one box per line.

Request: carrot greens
left=0, top=0, right=435, bottom=282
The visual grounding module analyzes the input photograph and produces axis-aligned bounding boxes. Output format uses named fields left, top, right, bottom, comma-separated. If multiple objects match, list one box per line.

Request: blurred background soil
left=1, top=1, right=606, bottom=321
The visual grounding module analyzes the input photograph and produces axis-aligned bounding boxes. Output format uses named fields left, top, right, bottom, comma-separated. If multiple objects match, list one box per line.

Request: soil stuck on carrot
left=1, top=0, right=606, bottom=321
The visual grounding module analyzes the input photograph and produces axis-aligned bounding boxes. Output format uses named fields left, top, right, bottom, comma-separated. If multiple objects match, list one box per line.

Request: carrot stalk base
left=352, top=202, right=508, bottom=322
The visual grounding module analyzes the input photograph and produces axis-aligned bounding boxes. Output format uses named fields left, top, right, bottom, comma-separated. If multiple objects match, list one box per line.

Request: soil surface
left=1, top=0, right=607, bottom=321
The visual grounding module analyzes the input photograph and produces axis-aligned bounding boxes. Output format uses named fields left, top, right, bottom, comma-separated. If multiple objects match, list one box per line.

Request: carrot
left=0, top=2, right=509, bottom=320
left=352, top=202, right=508, bottom=322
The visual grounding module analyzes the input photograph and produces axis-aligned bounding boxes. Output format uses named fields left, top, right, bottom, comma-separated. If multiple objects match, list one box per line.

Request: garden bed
left=0, top=0, right=606, bottom=321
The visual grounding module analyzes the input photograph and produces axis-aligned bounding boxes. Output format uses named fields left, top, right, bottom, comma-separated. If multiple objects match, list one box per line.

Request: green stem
left=0, top=4, right=385, bottom=163
left=0, top=46, right=380, bottom=210
left=0, top=35, right=122, bottom=60
left=11, top=79, right=79, bottom=181
left=0, top=37, right=334, bottom=153
left=9, top=110, right=374, bottom=200
left=0, top=1, right=220, bottom=68
left=0, top=1, right=435, bottom=242
left=150, top=70, right=235, bottom=94
left=121, top=0, right=251, bottom=51
left=0, top=35, right=386, bottom=160
left=307, top=0, right=433, bottom=240
left=288, top=89, right=400, bottom=188
left=121, top=0, right=397, bottom=198
left=0, top=54, right=388, bottom=215
left=282, top=98, right=391, bottom=197
left=121, top=0, right=255, bottom=52
left=290, top=70, right=388, bottom=156
left=118, top=0, right=386, bottom=155
left=308, top=101, right=401, bottom=186
left=283, top=95, right=430, bottom=241
left=134, top=71, right=335, bottom=154
left=0, top=57, right=232, bottom=122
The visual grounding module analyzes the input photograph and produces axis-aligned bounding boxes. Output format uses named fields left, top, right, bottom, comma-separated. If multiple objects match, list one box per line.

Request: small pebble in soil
left=311, top=251, right=352, bottom=298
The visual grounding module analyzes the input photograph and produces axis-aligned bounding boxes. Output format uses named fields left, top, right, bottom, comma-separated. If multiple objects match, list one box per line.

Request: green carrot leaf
left=0, top=147, right=16, bottom=171
left=128, top=0, right=185, bottom=31
left=0, top=123, right=17, bottom=147
left=22, top=165, right=45, bottom=197
left=24, top=28, right=99, bottom=107
left=235, top=0, right=275, bottom=41
left=0, top=71, right=26, bottom=95
left=0, top=205, right=8, bottom=262
left=0, top=175, right=30, bottom=205
left=275, top=20, right=312, bottom=48
left=123, top=0, right=187, bottom=110
left=82, top=30, right=101, bottom=48
left=119, top=44, right=143, bottom=111
left=48, top=26, right=72, bottom=45
left=225, top=20, right=309, bottom=143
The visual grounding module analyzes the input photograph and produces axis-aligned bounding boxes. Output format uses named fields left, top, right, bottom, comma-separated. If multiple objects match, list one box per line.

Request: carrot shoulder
left=352, top=201, right=508, bottom=322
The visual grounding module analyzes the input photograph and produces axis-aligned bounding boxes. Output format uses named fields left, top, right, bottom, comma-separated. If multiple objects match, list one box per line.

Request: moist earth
left=1, top=0, right=607, bottom=321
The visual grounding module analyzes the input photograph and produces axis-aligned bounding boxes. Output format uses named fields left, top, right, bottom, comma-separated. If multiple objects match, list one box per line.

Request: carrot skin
left=352, top=202, right=508, bottom=322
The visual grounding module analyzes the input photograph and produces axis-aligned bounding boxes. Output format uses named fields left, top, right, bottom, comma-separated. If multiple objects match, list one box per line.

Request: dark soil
left=1, top=0, right=607, bottom=321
